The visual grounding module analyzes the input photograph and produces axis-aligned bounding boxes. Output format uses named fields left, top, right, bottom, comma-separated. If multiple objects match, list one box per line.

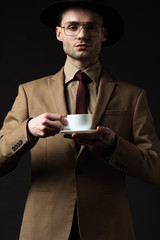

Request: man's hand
left=28, top=113, right=67, bottom=138
left=65, top=126, right=116, bottom=155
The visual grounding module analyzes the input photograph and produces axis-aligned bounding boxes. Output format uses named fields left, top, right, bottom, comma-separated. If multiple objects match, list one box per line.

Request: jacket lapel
left=92, top=71, right=116, bottom=129
left=48, top=68, right=78, bottom=152
left=78, top=72, right=117, bottom=156
left=48, top=67, right=68, bottom=115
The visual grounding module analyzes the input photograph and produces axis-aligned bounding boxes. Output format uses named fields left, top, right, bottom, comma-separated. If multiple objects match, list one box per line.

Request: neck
left=66, top=56, right=99, bottom=70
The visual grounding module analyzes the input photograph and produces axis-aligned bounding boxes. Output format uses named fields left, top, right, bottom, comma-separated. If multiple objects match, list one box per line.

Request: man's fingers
left=97, top=126, right=110, bottom=134
left=28, top=113, right=68, bottom=138
left=72, top=130, right=98, bottom=139
left=39, top=113, right=67, bottom=129
left=63, top=126, right=116, bottom=154
left=39, top=126, right=60, bottom=138
left=42, top=113, right=67, bottom=126
left=46, top=120, right=64, bottom=130
left=45, top=113, right=62, bottom=120
left=64, top=134, right=72, bottom=139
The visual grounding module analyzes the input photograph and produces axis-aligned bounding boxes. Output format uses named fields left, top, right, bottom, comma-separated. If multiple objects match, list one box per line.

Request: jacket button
left=15, top=144, right=18, bottom=150
left=12, top=146, right=15, bottom=152
left=17, top=143, right=20, bottom=148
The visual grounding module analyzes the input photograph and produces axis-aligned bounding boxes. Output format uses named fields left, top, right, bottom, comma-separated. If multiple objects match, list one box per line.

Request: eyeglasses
left=60, top=21, right=103, bottom=37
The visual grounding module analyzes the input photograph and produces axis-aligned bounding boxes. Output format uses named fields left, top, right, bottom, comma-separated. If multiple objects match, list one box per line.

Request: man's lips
left=75, top=43, right=90, bottom=49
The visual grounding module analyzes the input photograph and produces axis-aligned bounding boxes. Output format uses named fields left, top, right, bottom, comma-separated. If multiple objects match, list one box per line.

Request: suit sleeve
left=0, top=85, right=37, bottom=177
left=107, top=89, right=160, bottom=184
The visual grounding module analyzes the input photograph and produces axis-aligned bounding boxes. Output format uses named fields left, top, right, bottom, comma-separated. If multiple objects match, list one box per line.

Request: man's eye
left=68, top=25, right=78, bottom=31
left=87, top=24, right=97, bottom=31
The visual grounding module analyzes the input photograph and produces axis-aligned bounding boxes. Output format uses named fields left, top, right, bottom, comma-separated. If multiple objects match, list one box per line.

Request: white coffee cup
left=64, top=114, right=92, bottom=131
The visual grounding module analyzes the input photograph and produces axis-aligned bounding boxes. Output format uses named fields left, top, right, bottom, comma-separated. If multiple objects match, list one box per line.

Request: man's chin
left=73, top=51, right=92, bottom=60
left=65, top=49, right=96, bottom=62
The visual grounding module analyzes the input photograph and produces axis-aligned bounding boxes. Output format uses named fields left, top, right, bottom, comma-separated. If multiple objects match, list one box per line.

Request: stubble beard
left=63, top=44, right=101, bottom=63
left=64, top=48, right=91, bottom=61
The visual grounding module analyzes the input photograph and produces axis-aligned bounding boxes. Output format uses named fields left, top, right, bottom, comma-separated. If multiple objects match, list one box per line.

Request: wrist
left=27, top=118, right=39, bottom=142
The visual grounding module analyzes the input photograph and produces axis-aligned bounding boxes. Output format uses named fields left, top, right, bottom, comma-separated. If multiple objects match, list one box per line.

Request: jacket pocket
left=103, top=109, right=126, bottom=115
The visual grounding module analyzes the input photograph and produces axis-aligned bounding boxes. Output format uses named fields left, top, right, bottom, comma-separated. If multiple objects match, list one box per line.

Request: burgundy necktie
left=75, top=72, right=90, bottom=114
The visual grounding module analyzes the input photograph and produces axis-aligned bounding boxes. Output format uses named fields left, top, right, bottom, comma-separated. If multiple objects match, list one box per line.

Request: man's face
left=56, top=7, right=107, bottom=66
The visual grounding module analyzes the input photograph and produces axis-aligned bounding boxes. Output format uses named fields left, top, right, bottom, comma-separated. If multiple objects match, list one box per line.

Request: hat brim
left=40, top=1, right=124, bottom=47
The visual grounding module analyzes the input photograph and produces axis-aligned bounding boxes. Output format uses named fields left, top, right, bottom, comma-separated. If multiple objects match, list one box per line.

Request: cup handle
left=64, top=118, right=70, bottom=129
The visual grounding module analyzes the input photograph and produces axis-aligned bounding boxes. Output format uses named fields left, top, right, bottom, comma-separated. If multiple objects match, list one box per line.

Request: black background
left=0, top=0, right=160, bottom=239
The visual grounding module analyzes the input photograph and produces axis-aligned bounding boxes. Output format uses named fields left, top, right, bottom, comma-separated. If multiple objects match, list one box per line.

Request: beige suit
left=0, top=68, right=160, bottom=240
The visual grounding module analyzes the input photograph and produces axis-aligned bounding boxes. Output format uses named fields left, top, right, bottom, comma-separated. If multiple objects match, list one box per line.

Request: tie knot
left=75, top=72, right=91, bottom=83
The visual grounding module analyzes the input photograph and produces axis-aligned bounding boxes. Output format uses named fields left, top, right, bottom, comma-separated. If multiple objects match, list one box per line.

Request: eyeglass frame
left=59, top=21, right=105, bottom=37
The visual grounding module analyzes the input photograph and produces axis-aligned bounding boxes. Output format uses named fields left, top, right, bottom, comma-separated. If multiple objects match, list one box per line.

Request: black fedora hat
left=40, top=0, right=124, bottom=47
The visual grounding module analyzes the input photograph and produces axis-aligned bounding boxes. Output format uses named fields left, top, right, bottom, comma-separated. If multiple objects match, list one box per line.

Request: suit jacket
left=0, top=68, right=160, bottom=240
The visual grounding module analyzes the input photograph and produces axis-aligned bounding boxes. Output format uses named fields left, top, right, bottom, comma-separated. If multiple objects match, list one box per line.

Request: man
left=0, top=0, right=160, bottom=239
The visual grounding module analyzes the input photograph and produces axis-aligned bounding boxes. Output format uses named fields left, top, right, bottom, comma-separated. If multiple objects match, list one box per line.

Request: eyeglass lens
left=64, top=22, right=101, bottom=36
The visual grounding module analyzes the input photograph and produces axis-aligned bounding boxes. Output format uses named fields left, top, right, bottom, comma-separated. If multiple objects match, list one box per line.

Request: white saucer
left=61, top=129, right=96, bottom=134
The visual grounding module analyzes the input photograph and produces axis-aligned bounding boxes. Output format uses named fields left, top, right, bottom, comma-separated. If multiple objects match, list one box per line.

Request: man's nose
left=77, top=26, right=88, bottom=39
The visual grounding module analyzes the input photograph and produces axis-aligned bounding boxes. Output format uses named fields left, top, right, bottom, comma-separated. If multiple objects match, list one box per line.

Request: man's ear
left=56, top=27, right=63, bottom=42
left=101, top=27, right=107, bottom=43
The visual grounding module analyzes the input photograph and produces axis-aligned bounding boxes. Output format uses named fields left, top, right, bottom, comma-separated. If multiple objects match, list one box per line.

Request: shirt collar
left=64, top=60, right=102, bottom=86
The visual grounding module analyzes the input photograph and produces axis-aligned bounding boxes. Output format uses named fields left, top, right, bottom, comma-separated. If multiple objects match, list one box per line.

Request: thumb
left=97, top=126, right=110, bottom=134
